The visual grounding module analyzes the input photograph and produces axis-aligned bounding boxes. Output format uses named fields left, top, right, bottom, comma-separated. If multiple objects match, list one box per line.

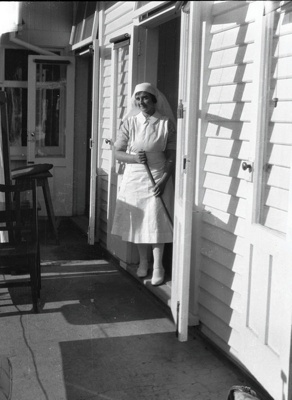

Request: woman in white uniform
left=111, top=82, right=176, bottom=286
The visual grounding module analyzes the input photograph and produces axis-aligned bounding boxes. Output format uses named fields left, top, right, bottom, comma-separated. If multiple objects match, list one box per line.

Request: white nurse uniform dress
left=111, top=110, right=176, bottom=244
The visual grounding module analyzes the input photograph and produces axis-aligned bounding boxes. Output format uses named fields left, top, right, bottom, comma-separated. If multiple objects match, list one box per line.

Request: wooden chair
left=0, top=179, right=41, bottom=312
left=0, top=90, right=59, bottom=244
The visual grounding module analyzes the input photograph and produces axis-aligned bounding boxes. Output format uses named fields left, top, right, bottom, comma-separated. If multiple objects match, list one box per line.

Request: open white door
left=171, top=2, right=202, bottom=342
left=27, top=55, right=75, bottom=216
left=106, top=32, right=139, bottom=265
left=240, top=4, right=292, bottom=399
left=88, top=39, right=99, bottom=244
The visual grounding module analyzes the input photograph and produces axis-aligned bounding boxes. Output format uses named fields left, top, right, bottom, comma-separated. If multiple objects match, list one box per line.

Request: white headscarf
left=124, top=82, right=176, bottom=127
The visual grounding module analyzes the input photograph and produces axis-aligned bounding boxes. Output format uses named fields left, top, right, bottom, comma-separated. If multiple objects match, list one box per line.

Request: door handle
left=27, top=132, right=35, bottom=142
left=242, top=162, right=252, bottom=172
left=105, top=139, right=112, bottom=145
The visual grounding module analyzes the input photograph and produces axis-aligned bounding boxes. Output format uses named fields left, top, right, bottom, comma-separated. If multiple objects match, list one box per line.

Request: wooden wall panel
left=197, top=1, right=252, bottom=354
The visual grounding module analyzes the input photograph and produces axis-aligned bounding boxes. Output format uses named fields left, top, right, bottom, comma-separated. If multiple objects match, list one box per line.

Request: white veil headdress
left=123, top=82, right=176, bottom=127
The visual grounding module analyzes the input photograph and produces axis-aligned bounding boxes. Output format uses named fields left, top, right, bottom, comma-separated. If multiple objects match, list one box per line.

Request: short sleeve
left=166, top=119, right=176, bottom=151
left=114, top=119, right=130, bottom=151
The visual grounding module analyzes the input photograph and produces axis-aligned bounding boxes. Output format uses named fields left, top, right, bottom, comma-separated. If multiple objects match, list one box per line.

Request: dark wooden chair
left=0, top=90, right=59, bottom=244
left=0, top=180, right=41, bottom=312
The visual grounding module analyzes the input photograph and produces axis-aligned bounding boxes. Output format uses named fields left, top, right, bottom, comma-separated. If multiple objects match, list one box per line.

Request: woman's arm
left=115, top=146, right=147, bottom=164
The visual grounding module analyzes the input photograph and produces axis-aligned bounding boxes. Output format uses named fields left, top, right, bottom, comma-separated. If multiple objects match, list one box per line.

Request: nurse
left=111, top=82, right=176, bottom=286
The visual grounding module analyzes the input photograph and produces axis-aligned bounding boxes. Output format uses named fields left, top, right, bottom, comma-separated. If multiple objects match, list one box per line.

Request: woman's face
left=135, top=91, right=155, bottom=116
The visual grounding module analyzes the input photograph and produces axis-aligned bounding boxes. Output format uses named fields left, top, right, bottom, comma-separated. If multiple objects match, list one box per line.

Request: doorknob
left=242, top=161, right=252, bottom=172
left=105, top=138, right=112, bottom=145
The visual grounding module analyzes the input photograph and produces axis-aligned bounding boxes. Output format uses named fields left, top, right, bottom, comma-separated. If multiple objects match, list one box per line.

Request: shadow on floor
left=0, top=218, right=263, bottom=400
left=40, top=217, right=105, bottom=262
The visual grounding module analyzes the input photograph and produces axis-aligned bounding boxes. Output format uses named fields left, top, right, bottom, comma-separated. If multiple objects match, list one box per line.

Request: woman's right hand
left=134, top=150, right=147, bottom=164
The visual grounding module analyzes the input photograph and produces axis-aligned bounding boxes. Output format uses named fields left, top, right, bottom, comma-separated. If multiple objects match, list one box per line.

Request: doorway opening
left=156, top=16, right=181, bottom=279
left=71, top=52, right=93, bottom=234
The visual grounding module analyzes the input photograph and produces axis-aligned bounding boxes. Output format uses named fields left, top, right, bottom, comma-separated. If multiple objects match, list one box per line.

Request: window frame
left=70, top=1, right=99, bottom=51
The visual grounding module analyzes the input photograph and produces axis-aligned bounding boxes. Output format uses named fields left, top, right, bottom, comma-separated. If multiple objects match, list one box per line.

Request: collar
left=138, top=111, right=160, bottom=124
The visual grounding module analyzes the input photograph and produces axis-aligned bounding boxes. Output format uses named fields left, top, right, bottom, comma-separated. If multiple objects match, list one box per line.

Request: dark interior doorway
left=85, top=55, right=93, bottom=217
left=156, top=16, right=181, bottom=277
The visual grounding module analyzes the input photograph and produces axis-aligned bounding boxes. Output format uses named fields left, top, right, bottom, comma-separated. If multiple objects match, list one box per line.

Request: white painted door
left=88, top=40, right=99, bottom=244
left=241, top=5, right=292, bottom=399
left=171, top=2, right=201, bottom=341
left=27, top=55, right=75, bottom=216
left=107, top=36, right=139, bottom=264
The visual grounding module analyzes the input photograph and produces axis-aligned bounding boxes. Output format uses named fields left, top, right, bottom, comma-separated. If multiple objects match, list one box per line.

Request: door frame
left=88, top=39, right=99, bottom=244
left=132, top=1, right=202, bottom=341
left=170, top=1, right=202, bottom=341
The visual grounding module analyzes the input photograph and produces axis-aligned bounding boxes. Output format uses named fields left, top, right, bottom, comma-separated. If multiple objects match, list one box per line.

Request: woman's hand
left=134, top=150, right=147, bottom=164
left=153, top=177, right=167, bottom=197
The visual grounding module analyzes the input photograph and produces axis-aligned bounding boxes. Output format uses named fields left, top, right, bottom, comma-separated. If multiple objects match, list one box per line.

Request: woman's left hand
left=153, top=178, right=167, bottom=197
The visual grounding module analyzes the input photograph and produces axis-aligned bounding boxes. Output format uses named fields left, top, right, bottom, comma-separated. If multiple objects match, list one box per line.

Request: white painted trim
left=106, top=41, right=118, bottom=251
left=9, top=32, right=56, bottom=56
left=96, top=7, right=106, bottom=244
left=72, top=37, right=93, bottom=51
left=171, top=2, right=202, bottom=342
left=88, top=39, right=100, bottom=245
left=249, top=2, right=273, bottom=224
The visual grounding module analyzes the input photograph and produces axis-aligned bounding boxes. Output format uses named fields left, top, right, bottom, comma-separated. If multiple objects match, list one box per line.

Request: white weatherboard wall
left=195, top=3, right=292, bottom=398
left=196, top=1, right=255, bottom=357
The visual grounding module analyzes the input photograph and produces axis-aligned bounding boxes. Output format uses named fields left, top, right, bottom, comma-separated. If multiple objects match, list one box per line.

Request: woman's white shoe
left=137, top=261, right=148, bottom=278
left=151, top=268, right=165, bottom=286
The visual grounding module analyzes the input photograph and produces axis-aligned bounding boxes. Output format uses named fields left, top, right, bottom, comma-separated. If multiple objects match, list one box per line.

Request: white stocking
left=136, top=244, right=150, bottom=278
left=151, top=244, right=165, bottom=285
left=152, top=244, right=165, bottom=270
left=137, top=244, right=149, bottom=264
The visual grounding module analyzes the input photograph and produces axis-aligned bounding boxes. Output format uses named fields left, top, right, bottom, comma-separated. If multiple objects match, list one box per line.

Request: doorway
left=156, top=16, right=181, bottom=278
left=72, top=52, right=93, bottom=231
left=85, top=55, right=93, bottom=217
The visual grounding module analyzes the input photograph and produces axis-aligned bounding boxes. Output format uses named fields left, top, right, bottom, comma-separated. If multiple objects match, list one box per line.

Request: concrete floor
left=0, top=218, right=258, bottom=400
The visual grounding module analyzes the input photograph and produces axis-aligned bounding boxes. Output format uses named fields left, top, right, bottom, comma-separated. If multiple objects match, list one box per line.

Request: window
left=1, top=49, right=38, bottom=147
left=70, top=2, right=98, bottom=50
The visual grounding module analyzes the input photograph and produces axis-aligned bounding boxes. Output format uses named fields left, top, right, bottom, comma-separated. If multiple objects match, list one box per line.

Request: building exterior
left=0, top=2, right=292, bottom=399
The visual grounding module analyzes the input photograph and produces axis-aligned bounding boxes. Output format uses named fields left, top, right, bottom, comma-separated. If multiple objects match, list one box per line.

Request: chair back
left=0, top=180, right=38, bottom=244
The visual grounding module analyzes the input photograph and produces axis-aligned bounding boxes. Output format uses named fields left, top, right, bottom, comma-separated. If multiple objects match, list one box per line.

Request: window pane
left=5, top=49, right=37, bottom=81
left=5, top=88, right=27, bottom=146
left=258, top=10, right=292, bottom=235
left=35, top=63, right=67, bottom=157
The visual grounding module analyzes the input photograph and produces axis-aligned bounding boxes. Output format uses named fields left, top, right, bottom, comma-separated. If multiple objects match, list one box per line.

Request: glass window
left=71, top=1, right=98, bottom=47
left=3, top=87, right=28, bottom=146
left=5, top=49, right=37, bottom=81
left=34, top=62, right=67, bottom=157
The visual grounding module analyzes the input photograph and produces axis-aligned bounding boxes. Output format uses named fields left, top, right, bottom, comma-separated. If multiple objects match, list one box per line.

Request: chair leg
left=42, top=179, right=59, bottom=245
left=37, top=241, right=41, bottom=295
